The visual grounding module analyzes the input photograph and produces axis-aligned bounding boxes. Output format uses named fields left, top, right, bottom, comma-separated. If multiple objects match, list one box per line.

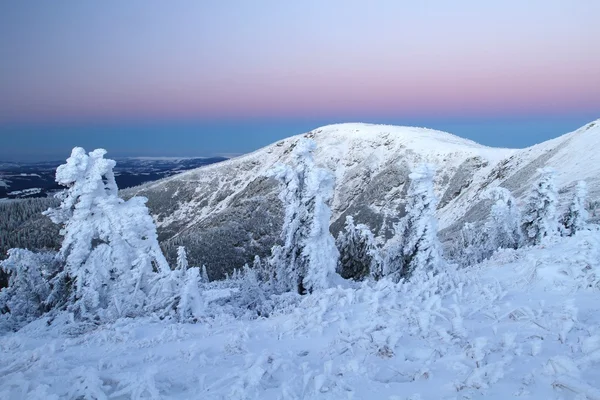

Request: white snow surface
left=2, top=229, right=600, bottom=399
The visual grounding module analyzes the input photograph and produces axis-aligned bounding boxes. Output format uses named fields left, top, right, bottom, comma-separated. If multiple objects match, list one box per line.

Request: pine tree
left=392, top=164, right=443, bottom=281
left=562, top=180, right=588, bottom=236
left=44, top=147, right=170, bottom=320
left=521, top=168, right=559, bottom=245
left=336, top=216, right=383, bottom=280
left=176, top=246, right=189, bottom=271
left=253, top=255, right=273, bottom=285
left=267, top=138, right=339, bottom=293
left=382, top=221, right=404, bottom=279
left=236, top=264, right=267, bottom=313
left=201, top=265, right=210, bottom=283
left=0, top=249, right=60, bottom=330
left=484, top=187, right=522, bottom=250
left=453, top=222, right=490, bottom=267
left=177, top=267, right=204, bottom=322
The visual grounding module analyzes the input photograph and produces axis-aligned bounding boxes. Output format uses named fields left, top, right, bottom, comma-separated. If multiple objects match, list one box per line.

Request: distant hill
left=122, top=120, right=600, bottom=278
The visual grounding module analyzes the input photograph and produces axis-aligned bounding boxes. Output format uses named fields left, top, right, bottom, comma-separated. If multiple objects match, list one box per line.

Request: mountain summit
left=123, top=120, right=600, bottom=277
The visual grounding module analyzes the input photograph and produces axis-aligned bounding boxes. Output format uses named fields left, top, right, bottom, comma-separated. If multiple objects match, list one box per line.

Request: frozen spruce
left=201, top=264, right=210, bottom=283
left=521, top=168, right=559, bottom=245
left=389, top=163, right=444, bottom=281
left=484, top=187, right=523, bottom=250
left=562, top=180, right=588, bottom=236
left=176, top=267, right=204, bottom=322
left=453, top=222, right=489, bottom=268
left=0, top=249, right=60, bottom=331
left=336, top=216, right=383, bottom=280
left=267, top=138, right=339, bottom=294
left=43, top=147, right=170, bottom=320
left=176, top=246, right=189, bottom=271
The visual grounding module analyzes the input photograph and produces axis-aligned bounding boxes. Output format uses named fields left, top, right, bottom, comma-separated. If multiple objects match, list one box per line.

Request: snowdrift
left=2, top=229, right=600, bottom=399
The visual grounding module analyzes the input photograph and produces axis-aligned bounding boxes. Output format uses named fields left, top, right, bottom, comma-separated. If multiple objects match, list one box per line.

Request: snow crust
left=2, top=229, right=600, bottom=399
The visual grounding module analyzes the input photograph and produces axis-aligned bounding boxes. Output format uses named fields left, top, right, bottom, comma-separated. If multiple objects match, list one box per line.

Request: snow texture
left=2, top=230, right=600, bottom=399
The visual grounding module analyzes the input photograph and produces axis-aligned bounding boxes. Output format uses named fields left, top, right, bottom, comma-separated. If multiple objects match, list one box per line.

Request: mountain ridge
left=124, top=119, right=598, bottom=278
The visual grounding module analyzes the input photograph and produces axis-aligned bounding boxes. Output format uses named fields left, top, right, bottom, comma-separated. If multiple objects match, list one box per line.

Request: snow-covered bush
left=521, top=168, right=559, bottom=245
left=384, top=164, right=444, bottom=281
left=336, top=216, right=383, bottom=280
left=44, top=147, right=170, bottom=321
left=0, top=249, right=61, bottom=331
left=561, top=180, right=588, bottom=236
left=267, top=138, right=339, bottom=294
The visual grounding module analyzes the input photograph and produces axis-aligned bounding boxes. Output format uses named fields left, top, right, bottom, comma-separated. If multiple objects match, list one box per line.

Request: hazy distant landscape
left=0, top=156, right=226, bottom=199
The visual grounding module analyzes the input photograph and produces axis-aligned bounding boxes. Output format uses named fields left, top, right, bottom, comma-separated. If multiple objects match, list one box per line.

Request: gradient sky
left=1, top=1, right=599, bottom=160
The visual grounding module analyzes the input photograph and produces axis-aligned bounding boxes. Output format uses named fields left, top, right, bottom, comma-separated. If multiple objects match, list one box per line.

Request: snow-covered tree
left=562, top=180, right=588, bottom=236
left=336, top=216, right=383, bottom=280
left=452, top=222, right=490, bottom=267
left=484, top=187, right=522, bottom=250
left=0, top=249, right=60, bottom=331
left=267, top=138, right=339, bottom=294
left=44, top=147, right=170, bottom=320
left=201, top=265, right=210, bottom=283
left=235, top=264, right=267, bottom=313
left=386, top=164, right=443, bottom=281
left=176, top=267, right=204, bottom=322
left=176, top=246, right=189, bottom=271
left=521, top=168, right=559, bottom=245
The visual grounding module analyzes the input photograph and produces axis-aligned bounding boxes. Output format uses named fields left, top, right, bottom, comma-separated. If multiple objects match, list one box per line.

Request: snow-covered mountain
left=123, top=120, right=600, bottom=278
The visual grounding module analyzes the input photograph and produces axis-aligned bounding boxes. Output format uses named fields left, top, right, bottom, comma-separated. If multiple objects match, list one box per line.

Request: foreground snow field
left=2, top=230, right=600, bottom=400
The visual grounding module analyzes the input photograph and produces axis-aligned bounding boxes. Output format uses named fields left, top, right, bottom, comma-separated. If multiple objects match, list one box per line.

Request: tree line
left=0, top=140, right=591, bottom=331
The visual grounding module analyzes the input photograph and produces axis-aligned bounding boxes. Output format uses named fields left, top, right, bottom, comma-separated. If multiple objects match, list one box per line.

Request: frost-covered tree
left=521, top=168, right=559, bottom=245
left=562, top=180, right=588, bottom=236
left=0, top=249, right=60, bottom=331
left=201, top=265, right=210, bottom=283
left=452, top=222, right=490, bottom=268
left=176, top=267, right=204, bottom=322
left=386, top=164, right=443, bottom=281
left=267, top=138, right=339, bottom=294
left=252, top=255, right=273, bottom=287
left=44, top=147, right=170, bottom=320
left=176, top=246, right=189, bottom=271
left=336, top=216, right=383, bottom=280
left=484, top=187, right=522, bottom=250
left=236, top=264, right=267, bottom=313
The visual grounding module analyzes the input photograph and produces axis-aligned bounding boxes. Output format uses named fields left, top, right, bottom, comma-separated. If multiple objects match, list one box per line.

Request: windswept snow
left=2, top=230, right=600, bottom=399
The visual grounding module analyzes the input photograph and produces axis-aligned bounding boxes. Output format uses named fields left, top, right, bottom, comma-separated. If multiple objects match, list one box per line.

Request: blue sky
left=1, top=115, right=597, bottom=161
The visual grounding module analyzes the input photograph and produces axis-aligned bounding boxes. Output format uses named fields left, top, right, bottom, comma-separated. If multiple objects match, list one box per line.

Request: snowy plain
left=2, top=229, right=600, bottom=400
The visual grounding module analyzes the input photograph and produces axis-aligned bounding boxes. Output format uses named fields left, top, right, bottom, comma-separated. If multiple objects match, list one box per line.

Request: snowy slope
left=2, top=229, right=600, bottom=399
left=123, top=120, right=600, bottom=277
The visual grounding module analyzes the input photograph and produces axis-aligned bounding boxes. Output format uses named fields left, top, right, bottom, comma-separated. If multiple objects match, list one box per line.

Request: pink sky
left=1, top=1, right=599, bottom=124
